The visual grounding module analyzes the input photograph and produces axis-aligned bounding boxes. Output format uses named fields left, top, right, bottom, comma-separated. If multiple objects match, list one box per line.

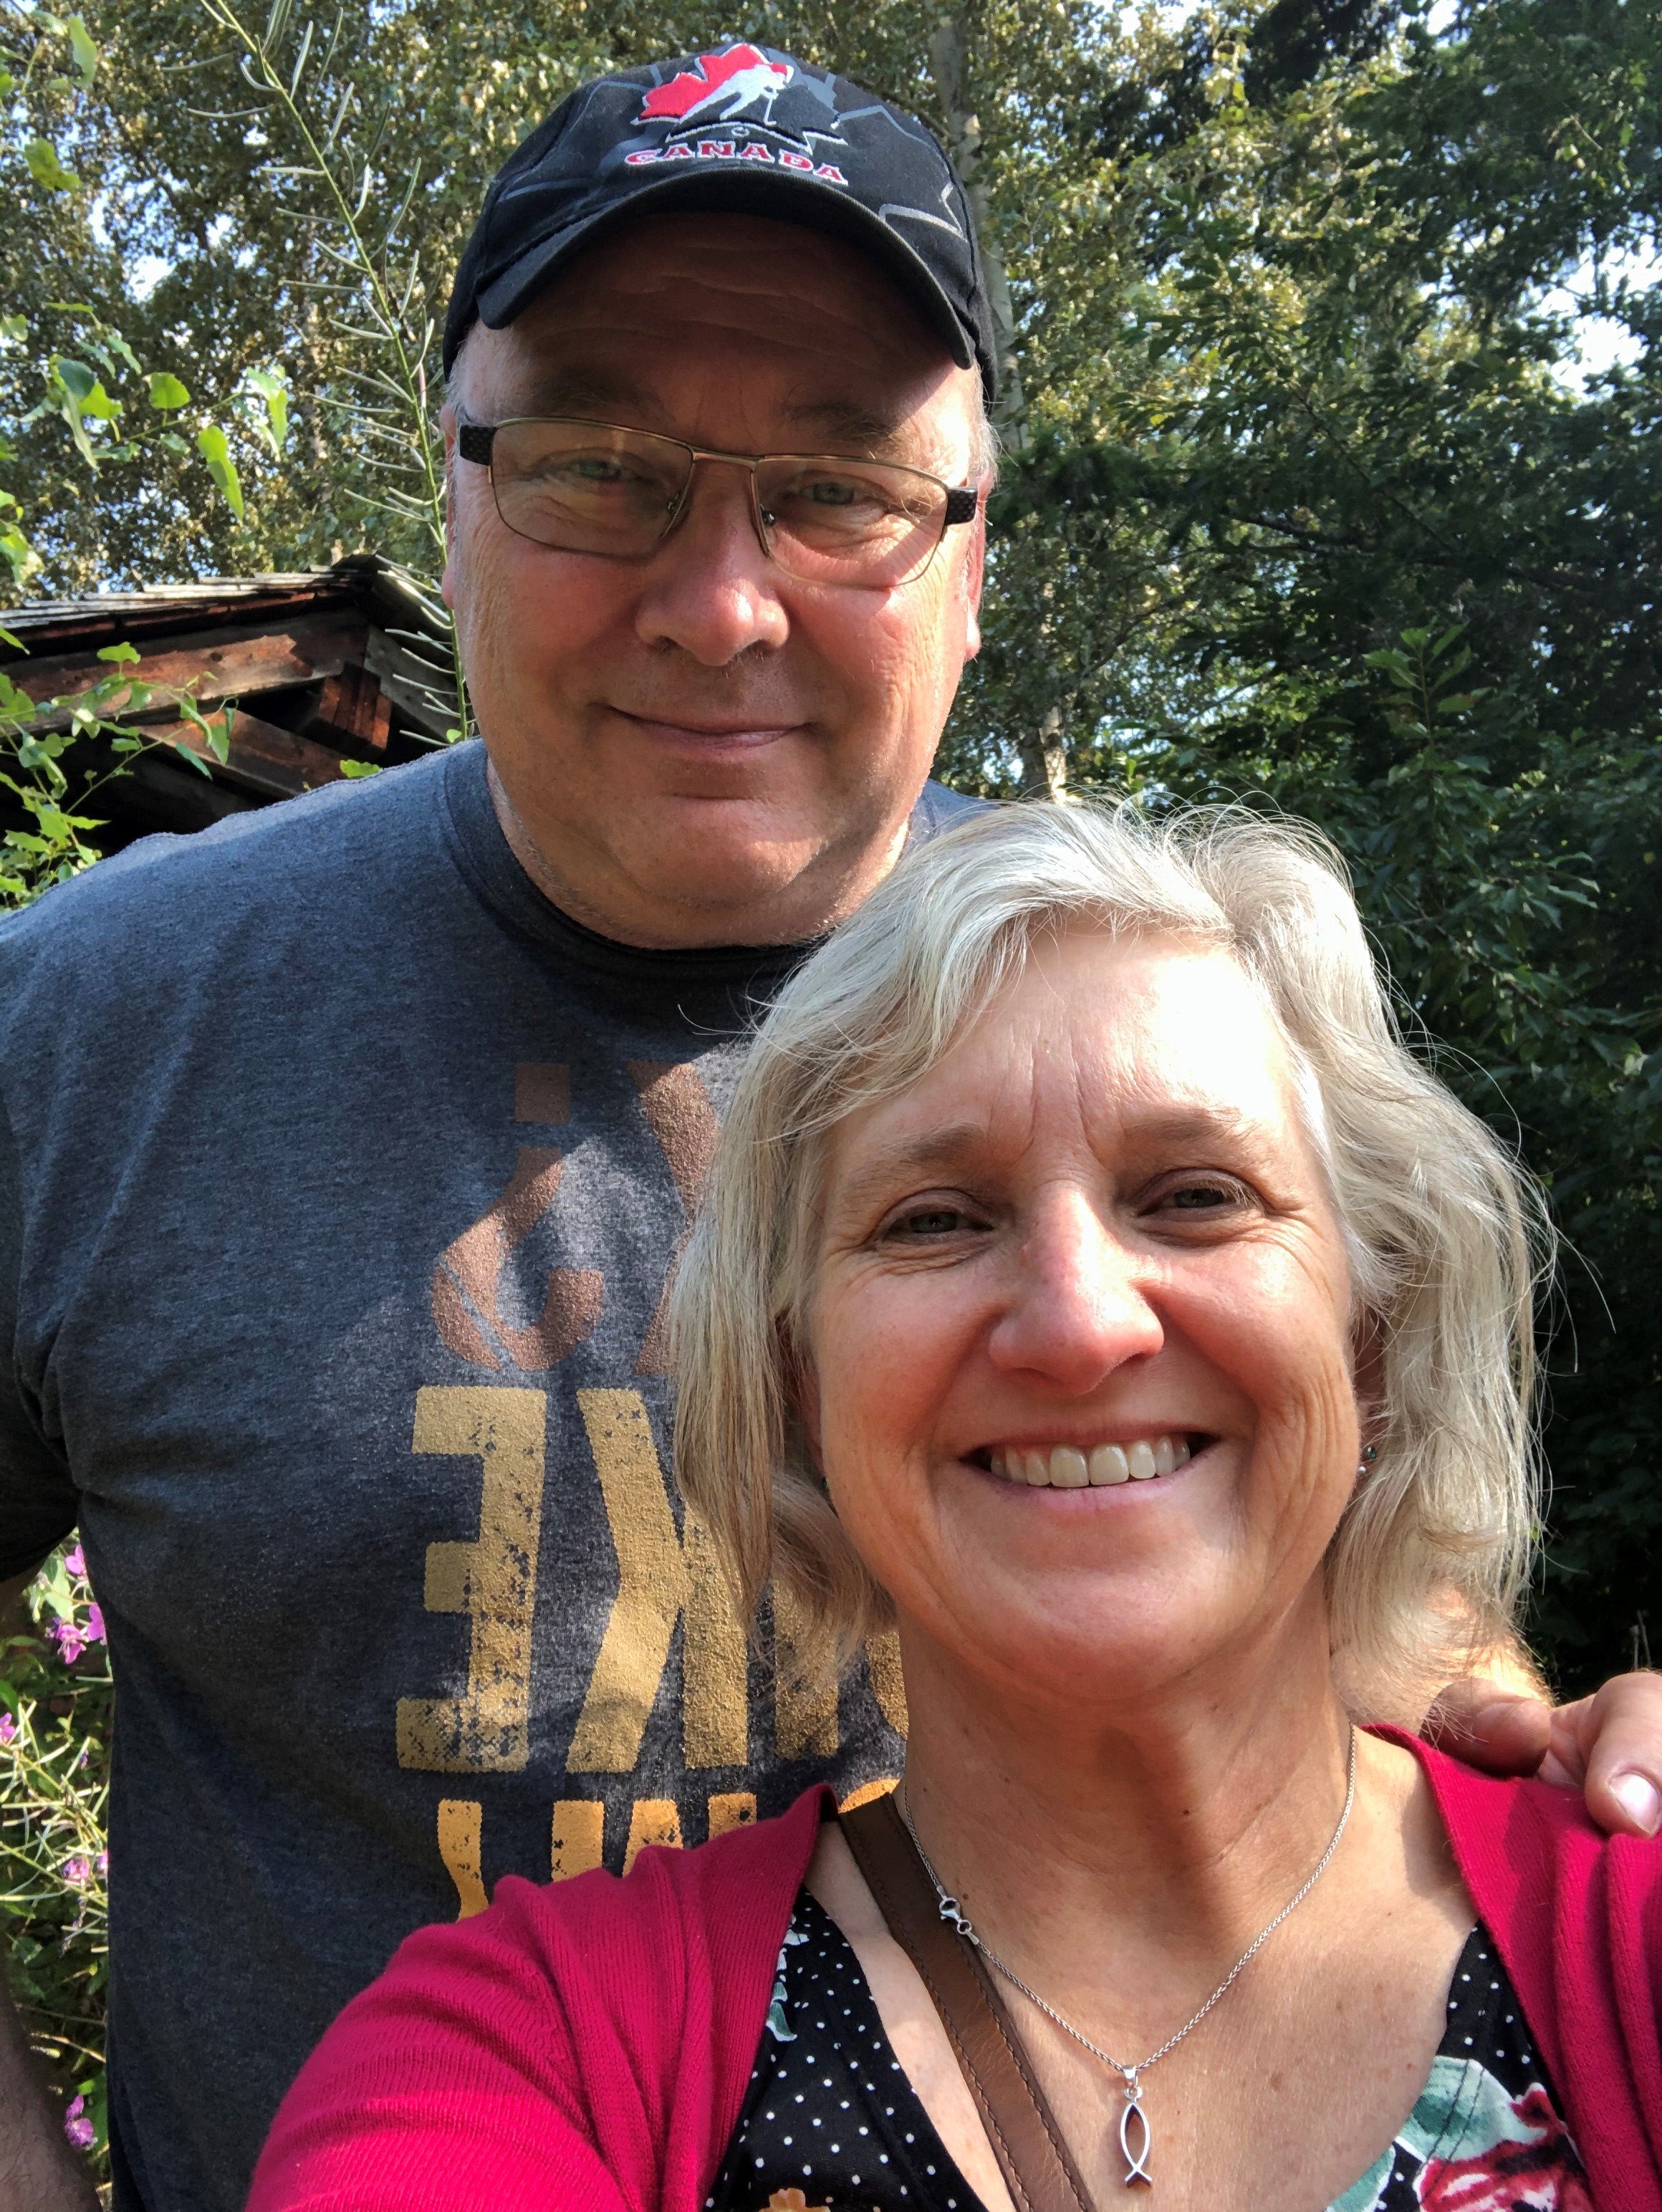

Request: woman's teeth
left=986, top=1434, right=1193, bottom=1488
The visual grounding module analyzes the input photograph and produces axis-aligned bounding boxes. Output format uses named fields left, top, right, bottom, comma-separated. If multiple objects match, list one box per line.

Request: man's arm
left=0, top=1569, right=98, bottom=2212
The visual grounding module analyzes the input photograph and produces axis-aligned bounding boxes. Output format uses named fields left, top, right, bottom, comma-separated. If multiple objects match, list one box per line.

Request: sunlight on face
left=803, top=927, right=1365, bottom=1713
left=441, top=213, right=988, bottom=945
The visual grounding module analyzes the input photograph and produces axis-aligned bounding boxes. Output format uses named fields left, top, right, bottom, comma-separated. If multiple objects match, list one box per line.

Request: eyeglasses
left=457, top=418, right=979, bottom=589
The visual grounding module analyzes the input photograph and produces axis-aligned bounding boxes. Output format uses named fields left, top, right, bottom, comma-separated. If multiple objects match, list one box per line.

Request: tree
left=944, top=0, right=1662, bottom=1686
left=4, top=0, right=1658, bottom=1687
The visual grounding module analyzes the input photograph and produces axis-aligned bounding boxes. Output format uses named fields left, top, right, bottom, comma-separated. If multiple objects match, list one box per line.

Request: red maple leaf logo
left=640, top=46, right=794, bottom=125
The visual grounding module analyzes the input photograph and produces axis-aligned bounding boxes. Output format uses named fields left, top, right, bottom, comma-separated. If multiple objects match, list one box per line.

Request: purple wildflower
left=63, top=2095, right=95, bottom=2151
left=62, top=1855, right=92, bottom=1888
left=48, top=1618, right=87, bottom=1665
left=85, top=1604, right=105, bottom=1645
left=95, top=1851, right=108, bottom=1877
left=63, top=1545, right=85, bottom=1579
left=0, top=1713, right=15, bottom=1745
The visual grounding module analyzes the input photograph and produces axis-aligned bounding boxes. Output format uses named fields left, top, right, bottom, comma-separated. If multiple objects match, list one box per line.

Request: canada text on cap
left=443, top=44, right=999, bottom=403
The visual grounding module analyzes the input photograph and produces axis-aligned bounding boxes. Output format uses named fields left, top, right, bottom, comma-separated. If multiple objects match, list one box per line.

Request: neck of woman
left=895, top=1602, right=1360, bottom=2018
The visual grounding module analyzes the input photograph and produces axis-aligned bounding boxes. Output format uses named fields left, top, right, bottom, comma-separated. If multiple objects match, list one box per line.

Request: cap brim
left=474, top=165, right=976, bottom=373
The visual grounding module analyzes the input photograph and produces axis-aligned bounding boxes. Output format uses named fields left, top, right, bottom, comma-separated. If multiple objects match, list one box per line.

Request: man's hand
left=1427, top=1671, right=1662, bottom=1836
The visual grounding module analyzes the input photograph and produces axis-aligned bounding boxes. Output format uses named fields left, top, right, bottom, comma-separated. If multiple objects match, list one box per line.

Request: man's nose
left=986, top=1193, right=1165, bottom=1394
left=633, top=460, right=790, bottom=665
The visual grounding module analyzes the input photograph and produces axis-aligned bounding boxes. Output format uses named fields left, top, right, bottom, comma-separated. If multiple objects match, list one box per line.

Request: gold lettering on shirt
left=707, top=1790, right=757, bottom=1838
left=550, top=1799, right=605, bottom=1882
left=624, top=1797, right=684, bottom=1872
left=396, top=1387, right=547, bottom=1772
left=865, top=1627, right=909, bottom=1736
left=431, top=1143, right=604, bottom=1373
left=629, top=1062, right=721, bottom=1374
left=436, top=1798, right=489, bottom=1919
left=772, top=1580, right=840, bottom=1759
left=838, top=1778, right=900, bottom=1814
left=566, top=1388, right=748, bottom=1772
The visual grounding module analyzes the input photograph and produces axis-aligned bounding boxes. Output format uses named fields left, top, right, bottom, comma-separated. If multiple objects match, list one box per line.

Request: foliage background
left=2, top=0, right=1659, bottom=2184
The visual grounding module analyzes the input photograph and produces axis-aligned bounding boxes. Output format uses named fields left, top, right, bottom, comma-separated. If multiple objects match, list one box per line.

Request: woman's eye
left=1150, top=1178, right=1249, bottom=1216
left=882, top=1203, right=978, bottom=1241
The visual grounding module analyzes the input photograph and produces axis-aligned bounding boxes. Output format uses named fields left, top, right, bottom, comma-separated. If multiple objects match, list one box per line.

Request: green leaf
left=195, top=425, right=244, bottom=520
left=0, top=314, right=26, bottom=346
left=178, top=694, right=232, bottom=764
left=0, top=625, right=24, bottom=651
left=243, top=366, right=289, bottom=458
left=159, top=430, right=190, bottom=454
left=100, top=328, right=143, bottom=380
left=67, top=14, right=98, bottom=84
left=0, top=524, right=39, bottom=592
left=24, top=140, right=80, bottom=193
left=0, top=672, right=37, bottom=718
left=97, top=642, right=140, bottom=665
left=145, top=372, right=190, bottom=411
left=54, top=358, right=119, bottom=418
left=337, top=758, right=382, bottom=779
left=168, top=736, right=214, bottom=778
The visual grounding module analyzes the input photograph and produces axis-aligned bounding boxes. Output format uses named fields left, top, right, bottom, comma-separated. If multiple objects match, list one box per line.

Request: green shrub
left=1, top=1544, right=112, bottom=2196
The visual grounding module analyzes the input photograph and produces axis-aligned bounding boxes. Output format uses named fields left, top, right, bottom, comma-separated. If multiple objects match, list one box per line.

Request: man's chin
left=487, top=753, right=910, bottom=946
left=617, top=799, right=831, bottom=911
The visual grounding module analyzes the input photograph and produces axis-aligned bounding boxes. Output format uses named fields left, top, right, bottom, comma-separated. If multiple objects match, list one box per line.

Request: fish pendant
left=1118, top=2077, right=1153, bottom=2188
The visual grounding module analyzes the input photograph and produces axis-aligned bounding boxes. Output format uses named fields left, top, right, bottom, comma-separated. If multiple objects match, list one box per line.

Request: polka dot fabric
left=707, top=1890, right=976, bottom=2211
left=707, top=1900, right=1589, bottom=2212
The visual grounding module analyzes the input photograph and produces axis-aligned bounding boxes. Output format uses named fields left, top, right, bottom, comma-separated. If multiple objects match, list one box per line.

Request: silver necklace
left=896, top=1727, right=1357, bottom=2191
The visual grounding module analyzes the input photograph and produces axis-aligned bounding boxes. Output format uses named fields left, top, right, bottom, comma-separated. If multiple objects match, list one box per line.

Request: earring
left=1357, top=1445, right=1379, bottom=1478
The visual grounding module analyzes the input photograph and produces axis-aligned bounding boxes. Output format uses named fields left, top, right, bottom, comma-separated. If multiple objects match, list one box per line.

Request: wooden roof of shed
left=1, top=555, right=458, bottom=846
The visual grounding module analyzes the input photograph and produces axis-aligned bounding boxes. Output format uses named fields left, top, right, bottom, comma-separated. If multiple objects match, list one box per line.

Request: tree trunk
left=1016, top=701, right=1072, bottom=802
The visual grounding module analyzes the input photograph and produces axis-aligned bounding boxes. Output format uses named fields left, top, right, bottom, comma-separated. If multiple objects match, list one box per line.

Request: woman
left=250, top=803, right=1661, bottom=2211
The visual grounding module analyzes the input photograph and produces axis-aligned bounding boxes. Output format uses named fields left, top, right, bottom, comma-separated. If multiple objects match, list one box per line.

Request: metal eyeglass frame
left=456, top=418, right=980, bottom=586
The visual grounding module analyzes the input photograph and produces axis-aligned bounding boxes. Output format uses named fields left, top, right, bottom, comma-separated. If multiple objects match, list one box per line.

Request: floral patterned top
left=706, top=1891, right=1592, bottom=2212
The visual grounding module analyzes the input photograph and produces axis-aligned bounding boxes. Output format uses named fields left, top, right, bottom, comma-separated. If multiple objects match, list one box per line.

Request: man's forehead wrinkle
left=509, top=364, right=658, bottom=418
left=782, top=395, right=906, bottom=446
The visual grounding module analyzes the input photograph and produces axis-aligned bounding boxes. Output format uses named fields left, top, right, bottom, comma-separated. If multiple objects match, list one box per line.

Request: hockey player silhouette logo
left=640, top=46, right=794, bottom=128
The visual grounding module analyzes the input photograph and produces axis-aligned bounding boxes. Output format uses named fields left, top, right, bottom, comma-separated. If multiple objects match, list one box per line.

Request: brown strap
left=839, top=1792, right=1096, bottom=2212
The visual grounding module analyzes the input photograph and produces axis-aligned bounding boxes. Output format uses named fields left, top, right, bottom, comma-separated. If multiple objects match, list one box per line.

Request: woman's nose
left=633, top=460, right=790, bottom=665
left=985, top=1195, right=1164, bottom=1393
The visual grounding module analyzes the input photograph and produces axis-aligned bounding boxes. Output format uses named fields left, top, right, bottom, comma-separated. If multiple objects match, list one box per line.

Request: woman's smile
left=977, top=1430, right=1206, bottom=1488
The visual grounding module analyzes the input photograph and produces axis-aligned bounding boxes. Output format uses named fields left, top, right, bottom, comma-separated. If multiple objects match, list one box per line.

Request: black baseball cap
left=443, top=44, right=999, bottom=402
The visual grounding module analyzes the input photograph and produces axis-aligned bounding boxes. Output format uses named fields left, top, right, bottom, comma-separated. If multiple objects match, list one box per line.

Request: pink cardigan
left=247, top=1739, right=1662, bottom=2211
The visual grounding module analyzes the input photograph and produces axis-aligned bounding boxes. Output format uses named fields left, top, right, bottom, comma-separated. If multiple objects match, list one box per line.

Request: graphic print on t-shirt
left=429, top=1059, right=605, bottom=1371
left=398, top=1049, right=906, bottom=1911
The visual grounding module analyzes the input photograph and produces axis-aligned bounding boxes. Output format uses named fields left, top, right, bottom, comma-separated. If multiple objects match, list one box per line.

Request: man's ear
left=439, top=403, right=460, bottom=610
left=961, top=486, right=989, bottom=662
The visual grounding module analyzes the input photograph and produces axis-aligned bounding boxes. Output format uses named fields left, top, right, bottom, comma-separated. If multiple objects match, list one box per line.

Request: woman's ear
left=787, top=1345, right=823, bottom=1468
left=786, top=1332, right=825, bottom=1475
left=1350, top=1309, right=1385, bottom=1449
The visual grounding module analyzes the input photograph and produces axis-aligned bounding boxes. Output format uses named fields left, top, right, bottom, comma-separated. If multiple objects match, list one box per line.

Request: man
left=1, top=44, right=1657, bottom=2212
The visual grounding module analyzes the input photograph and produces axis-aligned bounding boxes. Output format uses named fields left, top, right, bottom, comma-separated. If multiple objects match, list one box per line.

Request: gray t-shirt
left=0, top=740, right=979, bottom=2212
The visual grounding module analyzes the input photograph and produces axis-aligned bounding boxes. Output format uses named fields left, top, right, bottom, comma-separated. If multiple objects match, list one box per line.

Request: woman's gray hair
left=671, top=800, right=1549, bottom=1723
